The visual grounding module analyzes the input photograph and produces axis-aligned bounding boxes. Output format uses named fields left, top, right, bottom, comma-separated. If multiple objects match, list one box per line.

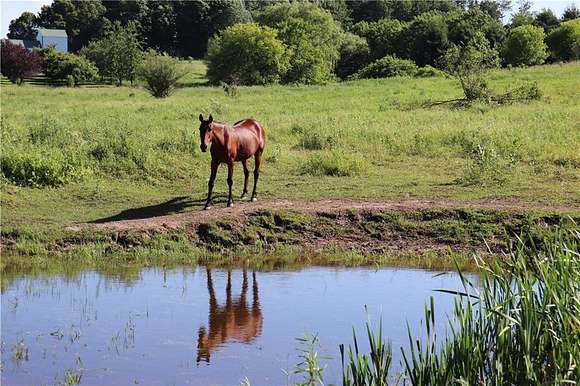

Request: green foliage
left=206, top=23, right=288, bottom=85
left=415, top=65, right=445, bottom=77
left=257, top=3, right=344, bottom=84
left=300, top=151, right=367, bottom=177
left=336, top=32, right=371, bottom=79
left=283, top=333, right=327, bottom=386
left=81, top=21, right=143, bottom=85
left=42, top=48, right=98, bottom=86
left=353, top=55, right=418, bottom=79
left=547, top=19, right=580, bottom=62
left=446, top=8, right=506, bottom=50
left=351, top=18, right=406, bottom=60
left=1, top=148, right=87, bottom=187
left=7, top=11, right=37, bottom=40
left=138, top=51, right=188, bottom=98
left=403, top=228, right=580, bottom=385
left=340, top=320, right=392, bottom=386
left=401, top=11, right=450, bottom=66
left=440, top=32, right=500, bottom=101
left=533, top=8, right=560, bottom=33
left=503, top=25, right=548, bottom=67
left=459, top=142, right=515, bottom=185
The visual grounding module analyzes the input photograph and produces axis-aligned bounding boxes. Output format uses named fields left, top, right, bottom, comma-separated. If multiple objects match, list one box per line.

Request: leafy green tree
left=561, top=4, right=580, bottom=22
left=257, top=3, right=344, bottom=84
left=440, top=32, right=500, bottom=101
left=37, top=0, right=107, bottom=51
left=347, top=0, right=391, bottom=23
left=503, top=25, right=548, bottom=66
left=510, top=0, right=534, bottom=28
left=336, top=33, right=371, bottom=79
left=447, top=9, right=506, bottom=50
left=401, top=11, right=450, bottom=66
left=7, top=12, right=38, bottom=40
left=476, top=0, right=512, bottom=21
left=206, top=23, right=288, bottom=85
left=547, top=18, right=580, bottom=61
left=533, top=8, right=560, bottom=33
left=352, top=18, right=406, bottom=60
left=81, top=22, right=143, bottom=85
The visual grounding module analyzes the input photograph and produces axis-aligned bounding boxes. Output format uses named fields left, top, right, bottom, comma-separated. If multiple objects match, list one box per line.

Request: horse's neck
left=210, top=122, right=230, bottom=145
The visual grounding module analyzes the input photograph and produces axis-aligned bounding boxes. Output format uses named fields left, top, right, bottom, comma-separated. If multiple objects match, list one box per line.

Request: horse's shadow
left=89, top=194, right=229, bottom=223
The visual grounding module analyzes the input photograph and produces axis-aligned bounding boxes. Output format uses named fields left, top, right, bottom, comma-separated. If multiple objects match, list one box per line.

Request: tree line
left=4, top=0, right=580, bottom=87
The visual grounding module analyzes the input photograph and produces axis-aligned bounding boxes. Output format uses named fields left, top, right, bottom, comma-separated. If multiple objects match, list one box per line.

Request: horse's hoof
left=227, top=202, right=234, bottom=208
left=204, top=205, right=212, bottom=210
left=251, top=197, right=257, bottom=202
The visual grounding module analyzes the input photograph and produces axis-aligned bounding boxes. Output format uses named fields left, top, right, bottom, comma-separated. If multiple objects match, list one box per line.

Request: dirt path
left=69, top=198, right=576, bottom=232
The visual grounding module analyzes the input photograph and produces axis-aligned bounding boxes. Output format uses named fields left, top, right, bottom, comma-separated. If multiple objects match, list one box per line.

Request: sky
left=1, top=0, right=579, bottom=39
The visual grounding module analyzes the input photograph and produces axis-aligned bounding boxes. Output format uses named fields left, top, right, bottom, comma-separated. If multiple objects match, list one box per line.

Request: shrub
left=353, top=55, right=418, bottom=79
left=459, top=143, right=515, bottom=185
left=547, top=19, right=580, bottom=62
left=257, top=3, right=344, bottom=84
left=0, top=40, right=42, bottom=84
left=42, top=48, right=98, bottom=86
left=1, top=149, right=87, bottom=187
left=503, top=25, right=548, bottom=66
left=206, top=23, right=288, bottom=85
left=300, top=151, right=367, bottom=177
left=138, top=51, right=188, bottom=98
left=415, top=65, right=446, bottom=77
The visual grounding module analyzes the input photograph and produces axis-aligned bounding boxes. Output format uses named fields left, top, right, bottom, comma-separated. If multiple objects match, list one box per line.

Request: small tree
left=502, top=25, right=548, bottom=67
left=547, top=19, right=580, bottom=62
left=42, top=48, right=98, bottom=86
left=0, top=40, right=42, bottom=84
left=139, top=51, right=187, bottom=98
left=441, top=32, right=500, bottom=101
left=81, top=22, right=143, bottom=86
left=206, top=23, right=289, bottom=85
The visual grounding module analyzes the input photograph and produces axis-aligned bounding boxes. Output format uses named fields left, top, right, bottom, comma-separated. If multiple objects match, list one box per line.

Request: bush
left=503, top=25, right=548, bottom=66
left=138, top=51, right=188, bottom=98
left=415, top=65, right=446, bottom=77
left=42, top=48, right=98, bottom=86
left=547, top=19, right=580, bottom=62
left=0, top=40, right=42, bottom=84
left=257, top=3, right=344, bottom=84
left=1, top=149, right=87, bottom=187
left=206, top=23, right=288, bottom=85
left=300, top=151, right=367, bottom=177
left=353, top=55, right=418, bottom=79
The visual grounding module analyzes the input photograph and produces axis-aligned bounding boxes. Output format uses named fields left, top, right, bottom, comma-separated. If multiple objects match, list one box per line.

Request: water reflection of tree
left=197, top=268, right=263, bottom=363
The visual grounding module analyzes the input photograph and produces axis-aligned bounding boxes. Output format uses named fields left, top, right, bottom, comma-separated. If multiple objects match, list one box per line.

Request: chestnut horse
left=198, top=114, right=266, bottom=209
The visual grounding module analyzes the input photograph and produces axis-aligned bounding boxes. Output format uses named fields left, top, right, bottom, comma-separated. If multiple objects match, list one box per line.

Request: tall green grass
left=337, top=226, right=579, bottom=385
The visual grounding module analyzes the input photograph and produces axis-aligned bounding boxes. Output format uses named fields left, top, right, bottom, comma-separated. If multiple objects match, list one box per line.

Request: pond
left=1, top=265, right=471, bottom=385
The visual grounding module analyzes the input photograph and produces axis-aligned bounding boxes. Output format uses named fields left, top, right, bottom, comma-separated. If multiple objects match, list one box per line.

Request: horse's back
left=233, top=119, right=266, bottom=151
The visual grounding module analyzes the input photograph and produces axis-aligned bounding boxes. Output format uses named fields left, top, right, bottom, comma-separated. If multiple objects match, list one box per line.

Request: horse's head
left=198, top=114, right=214, bottom=152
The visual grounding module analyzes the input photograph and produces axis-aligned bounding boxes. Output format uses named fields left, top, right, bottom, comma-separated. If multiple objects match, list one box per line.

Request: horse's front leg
left=205, top=160, right=219, bottom=210
left=226, top=162, right=234, bottom=207
left=241, top=160, right=249, bottom=199
left=251, top=151, right=262, bottom=202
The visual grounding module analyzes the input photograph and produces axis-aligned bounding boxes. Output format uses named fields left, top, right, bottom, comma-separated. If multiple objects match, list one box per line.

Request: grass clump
left=300, top=151, right=367, bottom=177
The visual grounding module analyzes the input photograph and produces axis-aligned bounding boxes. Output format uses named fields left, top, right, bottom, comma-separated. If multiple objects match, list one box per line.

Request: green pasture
left=1, top=61, right=579, bottom=230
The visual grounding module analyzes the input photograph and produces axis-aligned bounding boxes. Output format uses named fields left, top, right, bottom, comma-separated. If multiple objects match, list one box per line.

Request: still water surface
left=2, top=266, right=469, bottom=385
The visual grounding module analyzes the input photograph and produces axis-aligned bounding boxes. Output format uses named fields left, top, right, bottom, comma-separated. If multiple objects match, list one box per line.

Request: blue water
left=1, top=266, right=469, bottom=385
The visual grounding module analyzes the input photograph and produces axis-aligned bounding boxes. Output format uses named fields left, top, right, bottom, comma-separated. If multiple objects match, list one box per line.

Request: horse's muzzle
left=200, top=144, right=207, bottom=152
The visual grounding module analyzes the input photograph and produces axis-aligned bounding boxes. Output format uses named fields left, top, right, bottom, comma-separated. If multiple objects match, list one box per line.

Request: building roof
left=37, top=28, right=68, bottom=38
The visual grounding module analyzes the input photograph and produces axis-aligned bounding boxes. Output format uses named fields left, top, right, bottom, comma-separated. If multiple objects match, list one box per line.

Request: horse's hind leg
left=251, top=151, right=262, bottom=202
left=205, top=160, right=219, bottom=210
left=226, top=162, right=234, bottom=207
left=241, top=160, right=249, bottom=199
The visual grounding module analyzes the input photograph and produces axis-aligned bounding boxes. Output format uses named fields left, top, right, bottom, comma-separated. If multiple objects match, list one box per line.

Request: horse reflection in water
left=197, top=268, right=263, bottom=363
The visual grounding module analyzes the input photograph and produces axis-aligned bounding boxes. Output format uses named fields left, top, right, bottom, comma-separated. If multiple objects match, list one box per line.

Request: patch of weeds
left=458, top=143, right=516, bottom=186
left=300, top=150, right=367, bottom=177
left=265, top=143, right=281, bottom=163
left=297, top=131, right=338, bottom=150
left=248, top=210, right=312, bottom=232
left=11, top=339, right=29, bottom=365
left=61, top=369, right=82, bottom=386
left=220, top=81, right=240, bottom=98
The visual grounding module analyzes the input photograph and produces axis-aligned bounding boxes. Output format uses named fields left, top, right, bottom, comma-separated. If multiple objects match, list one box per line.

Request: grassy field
left=1, top=61, right=579, bottom=259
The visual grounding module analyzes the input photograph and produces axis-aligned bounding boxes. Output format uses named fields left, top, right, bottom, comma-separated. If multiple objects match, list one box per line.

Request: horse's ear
left=199, top=114, right=203, bottom=122
left=208, top=115, right=213, bottom=123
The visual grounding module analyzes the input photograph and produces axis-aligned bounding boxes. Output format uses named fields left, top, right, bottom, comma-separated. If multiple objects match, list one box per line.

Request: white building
left=36, top=28, right=68, bottom=52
